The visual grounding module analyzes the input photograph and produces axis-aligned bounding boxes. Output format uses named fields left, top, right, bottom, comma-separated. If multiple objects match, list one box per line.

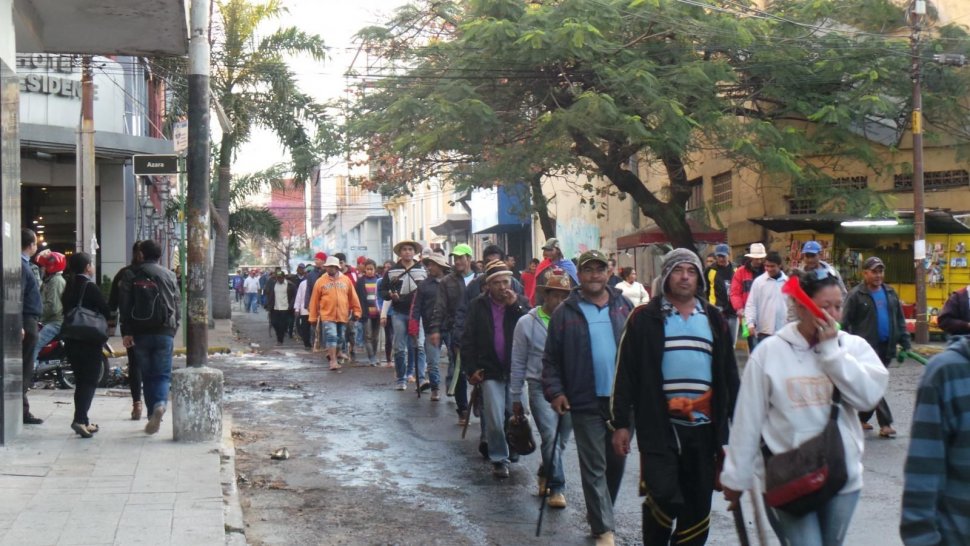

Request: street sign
left=173, top=119, right=188, bottom=154
left=133, top=154, right=179, bottom=175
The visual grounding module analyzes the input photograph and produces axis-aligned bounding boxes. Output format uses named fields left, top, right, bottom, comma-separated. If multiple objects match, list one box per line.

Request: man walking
left=938, top=284, right=970, bottom=336
left=355, top=259, right=383, bottom=366
left=412, top=253, right=450, bottom=399
left=611, top=248, right=740, bottom=546
left=543, top=250, right=634, bottom=546
left=462, top=260, right=530, bottom=478
left=511, top=271, right=573, bottom=509
left=800, top=240, right=847, bottom=296
left=532, top=238, right=578, bottom=306
left=744, top=251, right=789, bottom=345
left=729, top=243, right=766, bottom=350
left=21, top=228, right=43, bottom=425
left=843, top=256, right=911, bottom=438
left=705, top=243, right=737, bottom=345
left=119, top=240, right=180, bottom=435
left=109, top=241, right=145, bottom=420
left=309, top=256, right=362, bottom=371
left=244, top=270, right=261, bottom=313
left=380, top=240, right=428, bottom=389
left=264, top=269, right=297, bottom=346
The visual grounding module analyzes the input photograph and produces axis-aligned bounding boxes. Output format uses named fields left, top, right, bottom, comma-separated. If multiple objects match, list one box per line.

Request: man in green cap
left=428, top=243, right=478, bottom=423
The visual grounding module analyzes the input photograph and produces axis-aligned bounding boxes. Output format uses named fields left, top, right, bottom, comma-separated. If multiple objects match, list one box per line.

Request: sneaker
left=396, top=383, right=407, bottom=391
left=430, top=390, right=440, bottom=402
left=145, top=404, right=166, bottom=435
left=457, top=410, right=469, bottom=426
left=492, top=463, right=510, bottom=479
left=23, top=413, right=44, bottom=425
left=547, top=492, right=567, bottom=509
left=418, top=382, right=432, bottom=393
left=595, top=531, right=615, bottom=546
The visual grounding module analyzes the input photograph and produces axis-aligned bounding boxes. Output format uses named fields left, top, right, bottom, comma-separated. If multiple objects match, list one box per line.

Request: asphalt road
left=218, top=310, right=922, bottom=546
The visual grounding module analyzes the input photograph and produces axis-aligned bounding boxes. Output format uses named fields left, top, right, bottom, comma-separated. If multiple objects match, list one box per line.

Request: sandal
left=879, top=426, right=897, bottom=439
left=860, top=422, right=873, bottom=431
left=328, top=365, right=342, bottom=371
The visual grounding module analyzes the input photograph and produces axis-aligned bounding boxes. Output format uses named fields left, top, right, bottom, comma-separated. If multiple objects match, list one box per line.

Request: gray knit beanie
left=660, top=248, right=706, bottom=295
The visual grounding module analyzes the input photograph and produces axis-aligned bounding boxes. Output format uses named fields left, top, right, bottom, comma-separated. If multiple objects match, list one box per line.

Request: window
left=712, top=172, right=732, bottom=210
left=894, top=170, right=969, bottom=191
left=832, top=176, right=867, bottom=190
left=685, top=177, right=703, bottom=211
left=789, top=198, right=816, bottom=215
left=788, top=176, right=867, bottom=214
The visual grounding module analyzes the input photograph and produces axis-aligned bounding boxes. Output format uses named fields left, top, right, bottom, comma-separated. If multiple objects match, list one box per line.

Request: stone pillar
left=171, top=366, right=223, bottom=442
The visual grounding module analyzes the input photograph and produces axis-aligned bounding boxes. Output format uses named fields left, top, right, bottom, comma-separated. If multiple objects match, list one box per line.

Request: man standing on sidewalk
left=843, top=256, right=911, bottom=438
left=611, top=248, right=739, bottom=546
left=543, top=250, right=634, bottom=546
left=309, top=256, right=362, bottom=371
left=462, top=260, right=529, bottom=479
left=744, top=251, right=789, bottom=345
left=511, top=271, right=573, bottom=509
left=119, top=239, right=180, bottom=435
left=21, top=228, right=43, bottom=425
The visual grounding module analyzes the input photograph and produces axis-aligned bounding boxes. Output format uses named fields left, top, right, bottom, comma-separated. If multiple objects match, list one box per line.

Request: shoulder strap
left=74, top=279, right=90, bottom=309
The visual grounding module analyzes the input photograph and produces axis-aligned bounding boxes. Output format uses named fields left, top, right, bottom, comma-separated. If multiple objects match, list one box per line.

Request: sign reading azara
left=133, top=155, right=179, bottom=176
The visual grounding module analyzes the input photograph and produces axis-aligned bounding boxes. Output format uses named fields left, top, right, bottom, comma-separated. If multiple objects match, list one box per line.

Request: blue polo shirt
left=579, top=300, right=616, bottom=397
left=661, top=297, right=714, bottom=425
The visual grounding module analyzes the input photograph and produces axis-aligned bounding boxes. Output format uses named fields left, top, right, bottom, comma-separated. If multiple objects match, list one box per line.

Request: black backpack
left=129, top=269, right=169, bottom=328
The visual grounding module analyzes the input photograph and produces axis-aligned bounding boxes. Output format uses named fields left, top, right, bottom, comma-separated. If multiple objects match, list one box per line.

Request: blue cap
left=714, top=244, right=730, bottom=257
left=802, top=241, right=822, bottom=254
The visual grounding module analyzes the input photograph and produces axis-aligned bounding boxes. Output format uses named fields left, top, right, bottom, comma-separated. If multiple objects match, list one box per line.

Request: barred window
left=832, top=176, right=867, bottom=190
left=894, top=170, right=969, bottom=191
left=712, top=172, right=732, bottom=210
left=789, top=198, right=816, bottom=215
left=686, top=177, right=703, bottom=211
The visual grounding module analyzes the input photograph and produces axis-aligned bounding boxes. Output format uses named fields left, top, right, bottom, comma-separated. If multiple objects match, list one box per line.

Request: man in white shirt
left=243, top=270, right=262, bottom=313
left=744, top=251, right=789, bottom=346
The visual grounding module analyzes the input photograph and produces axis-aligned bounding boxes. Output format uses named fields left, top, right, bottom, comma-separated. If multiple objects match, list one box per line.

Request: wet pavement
left=220, top=310, right=921, bottom=545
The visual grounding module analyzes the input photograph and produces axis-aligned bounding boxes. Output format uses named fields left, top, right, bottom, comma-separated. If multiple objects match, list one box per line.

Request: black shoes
left=492, top=463, right=510, bottom=479
left=23, top=413, right=43, bottom=425
left=478, top=442, right=489, bottom=459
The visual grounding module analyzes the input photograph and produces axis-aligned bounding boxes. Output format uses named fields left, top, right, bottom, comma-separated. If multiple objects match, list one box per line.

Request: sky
left=232, top=0, right=409, bottom=176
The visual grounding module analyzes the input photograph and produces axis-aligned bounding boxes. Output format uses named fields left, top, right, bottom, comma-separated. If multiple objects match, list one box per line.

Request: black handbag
left=60, top=281, right=109, bottom=344
left=761, top=389, right=848, bottom=516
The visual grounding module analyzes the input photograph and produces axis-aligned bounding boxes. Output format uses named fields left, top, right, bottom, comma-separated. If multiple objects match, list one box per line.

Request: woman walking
left=61, top=252, right=112, bottom=438
left=720, top=270, right=888, bottom=546
left=613, top=267, right=650, bottom=306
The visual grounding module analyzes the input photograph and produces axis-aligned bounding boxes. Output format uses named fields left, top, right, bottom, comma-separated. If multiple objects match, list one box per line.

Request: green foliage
left=346, top=0, right=970, bottom=248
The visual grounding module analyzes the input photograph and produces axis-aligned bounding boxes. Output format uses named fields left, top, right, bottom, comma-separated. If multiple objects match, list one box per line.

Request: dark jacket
left=22, top=256, right=42, bottom=318
left=378, top=260, right=427, bottom=315
left=411, top=275, right=442, bottom=334
left=304, top=269, right=322, bottom=308
left=609, top=296, right=740, bottom=455
left=705, top=263, right=735, bottom=317
left=843, top=282, right=911, bottom=361
left=428, top=271, right=470, bottom=336
left=461, top=292, right=529, bottom=381
left=118, top=260, right=180, bottom=337
left=355, top=275, right=382, bottom=319
left=542, top=287, right=634, bottom=414
left=61, top=274, right=113, bottom=344
left=263, top=277, right=297, bottom=312
left=938, top=287, right=970, bottom=336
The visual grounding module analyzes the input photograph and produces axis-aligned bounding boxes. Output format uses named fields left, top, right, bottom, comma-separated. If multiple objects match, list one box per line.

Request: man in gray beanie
left=610, top=248, right=740, bottom=546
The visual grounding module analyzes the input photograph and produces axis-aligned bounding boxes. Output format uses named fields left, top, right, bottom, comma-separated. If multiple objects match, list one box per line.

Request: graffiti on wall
left=557, top=218, right=601, bottom=260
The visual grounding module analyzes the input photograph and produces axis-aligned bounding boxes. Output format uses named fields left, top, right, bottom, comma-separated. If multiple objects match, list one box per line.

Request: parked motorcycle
left=33, top=330, right=114, bottom=389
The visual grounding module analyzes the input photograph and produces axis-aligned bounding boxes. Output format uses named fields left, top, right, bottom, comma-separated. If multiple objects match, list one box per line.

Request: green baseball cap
left=450, top=243, right=473, bottom=257
left=578, top=249, right=609, bottom=268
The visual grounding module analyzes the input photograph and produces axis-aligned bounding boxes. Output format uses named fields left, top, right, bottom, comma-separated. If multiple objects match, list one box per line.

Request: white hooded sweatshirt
left=720, top=322, right=888, bottom=495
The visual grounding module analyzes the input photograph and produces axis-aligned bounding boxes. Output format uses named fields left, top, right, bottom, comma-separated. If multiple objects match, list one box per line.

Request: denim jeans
left=362, top=317, right=381, bottom=364
left=33, top=321, right=62, bottom=363
left=766, top=490, right=859, bottom=546
left=424, top=335, right=443, bottom=389
left=392, top=313, right=425, bottom=385
left=526, top=379, right=571, bottom=493
left=132, top=334, right=175, bottom=413
left=481, top=379, right=512, bottom=464
left=246, top=293, right=260, bottom=313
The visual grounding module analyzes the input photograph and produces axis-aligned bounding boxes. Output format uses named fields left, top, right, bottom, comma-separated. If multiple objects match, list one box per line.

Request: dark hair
left=383, top=260, right=394, bottom=269
left=608, top=259, right=617, bottom=267
left=791, top=268, right=842, bottom=298
left=140, top=240, right=162, bottom=261
left=530, top=258, right=540, bottom=265
left=132, top=241, right=142, bottom=254
left=619, top=267, right=635, bottom=281
left=334, top=252, right=347, bottom=262
left=482, top=244, right=505, bottom=260
left=22, top=228, right=36, bottom=250
left=364, top=259, right=377, bottom=268
left=67, top=251, right=92, bottom=276
left=764, top=251, right=783, bottom=265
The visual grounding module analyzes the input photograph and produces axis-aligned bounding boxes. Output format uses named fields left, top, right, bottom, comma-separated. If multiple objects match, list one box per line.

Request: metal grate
left=712, top=172, right=732, bottom=210
left=686, top=177, right=704, bottom=211
left=894, top=170, right=969, bottom=191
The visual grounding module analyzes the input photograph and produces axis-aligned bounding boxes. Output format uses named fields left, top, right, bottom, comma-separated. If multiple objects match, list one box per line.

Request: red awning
left=616, top=219, right=725, bottom=249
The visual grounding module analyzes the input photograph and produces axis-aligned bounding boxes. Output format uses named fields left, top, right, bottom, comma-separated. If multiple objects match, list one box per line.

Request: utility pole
left=77, top=55, right=97, bottom=278
left=910, top=0, right=928, bottom=344
left=186, top=0, right=211, bottom=366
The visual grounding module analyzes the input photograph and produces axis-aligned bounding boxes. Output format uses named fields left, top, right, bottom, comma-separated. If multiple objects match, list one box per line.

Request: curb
left=106, top=347, right=233, bottom=358
left=222, top=413, right=248, bottom=546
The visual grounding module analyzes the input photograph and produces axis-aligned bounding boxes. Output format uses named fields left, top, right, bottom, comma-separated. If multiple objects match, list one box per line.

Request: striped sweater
left=901, top=336, right=970, bottom=545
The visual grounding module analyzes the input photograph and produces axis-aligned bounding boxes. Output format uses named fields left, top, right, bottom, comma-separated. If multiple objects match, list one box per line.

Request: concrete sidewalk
left=0, top=318, right=248, bottom=546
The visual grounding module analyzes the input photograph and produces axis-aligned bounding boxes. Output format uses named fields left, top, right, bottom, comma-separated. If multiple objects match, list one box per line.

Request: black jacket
left=263, top=278, right=297, bottom=312
left=938, top=287, right=970, bottom=335
left=610, top=296, right=740, bottom=453
left=843, top=283, right=911, bottom=361
left=61, top=274, right=113, bottom=344
left=460, top=292, right=529, bottom=381
left=428, top=271, right=469, bottom=336
left=704, top=263, right=735, bottom=317
left=118, top=260, right=180, bottom=337
left=379, top=260, right=427, bottom=315
left=411, top=275, right=442, bottom=334
left=542, top=287, right=634, bottom=414
left=22, top=257, right=42, bottom=318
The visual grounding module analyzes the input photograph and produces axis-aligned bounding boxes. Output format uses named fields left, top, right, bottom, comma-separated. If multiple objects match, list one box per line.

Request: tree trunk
left=529, top=172, right=556, bottom=240
left=211, top=137, right=234, bottom=319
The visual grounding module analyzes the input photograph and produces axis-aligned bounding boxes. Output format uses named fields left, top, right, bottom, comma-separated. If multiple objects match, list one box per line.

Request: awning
left=616, top=219, right=725, bottom=250
left=750, top=210, right=970, bottom=234
left=430, top=213, right=471, bottom=235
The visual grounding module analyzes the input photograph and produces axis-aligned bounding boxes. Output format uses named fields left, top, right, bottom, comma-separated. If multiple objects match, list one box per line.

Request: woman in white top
left=613, top=267, right=650, bottom=306
left=720, top=270, right=888, bottom=546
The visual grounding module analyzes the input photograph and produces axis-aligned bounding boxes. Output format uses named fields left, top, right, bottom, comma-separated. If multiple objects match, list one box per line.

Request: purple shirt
left=490, top=297, right=508, bottom=368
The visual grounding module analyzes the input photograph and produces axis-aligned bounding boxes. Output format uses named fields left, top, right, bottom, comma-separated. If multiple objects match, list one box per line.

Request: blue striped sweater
left=901, top=336, right=970, bottom=545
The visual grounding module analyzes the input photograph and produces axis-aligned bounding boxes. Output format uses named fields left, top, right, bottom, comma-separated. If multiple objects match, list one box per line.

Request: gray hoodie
left=509, top=307, right=549, bottom=402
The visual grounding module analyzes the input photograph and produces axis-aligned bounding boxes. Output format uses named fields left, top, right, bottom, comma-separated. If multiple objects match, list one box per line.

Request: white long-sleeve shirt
left=720, top=323, right=888, bottom=495
left=614, top=280, right=650, bottom=306
left=744, top=271, right=789, bottom=336
left=294, top=280, right=309, bottom=316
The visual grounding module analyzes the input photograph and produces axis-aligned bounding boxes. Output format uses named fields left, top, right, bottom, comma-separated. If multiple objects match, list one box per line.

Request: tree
left=346, top=0, right=970, bottom=250
left=208, top=0, right=335, bottom=318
